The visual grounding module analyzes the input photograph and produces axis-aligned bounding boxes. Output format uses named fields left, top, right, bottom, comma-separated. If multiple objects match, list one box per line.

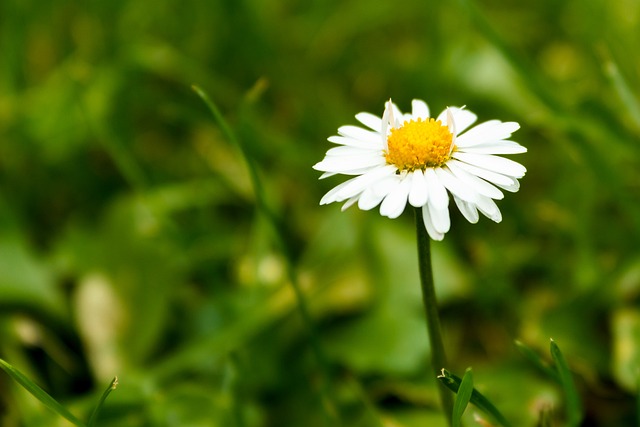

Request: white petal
left=319, top=178, right=355, bottom=205
left=327, top=135, right=382, bottom=149
left=336, top=165, right=391, bottom=176
left=448, top=159, right=516, bottom=187
left=341, top=196, right=359, bottom=211
left=434, top=167, right=478, bottom=203
left=446, top=163, right=503, bottom=200
left=494, top=178, right=520, bottom=193
left=446, top=108, right=456, bottom=137
left=337, top=125, right=381, bottom=143
left=390, top=101, right=404, bottom=128
left=459, top=140, right=527, bottom=154
left=452, top=152, right=527, bottom=178
left=319, top=171, right=337, bottom=179
left=358, top=186, right=385, bottom=210
left=423, top=168, right=449, bottom=209
left=456, top=121, right=520, bottom=147
left=411, top=99, right=430, bottom=119
left=382, top=100, right=392, bottom=139
left=324, top=145, right=382, bottom=157
left=422, top=204, right=444, bottom=241
left=357, top=173, right=402, bottom=210
left=313, top=154, right=386, bottom=173
left=355, top=112, right=383, bottom=132
left=453, top=195, right=479, bottom=224
left=408, top=169, right=429, bottom=207
left=380, top=176, right=411, bottom=219
left=372, top=173, right=402, bottom=198
left=437, top=107, right=478, bottom=134
left=332, top=165, right=397, bottom=201
left=428, top=202, right=451, bottom=234
left=475, top=196, right=503, bottom=223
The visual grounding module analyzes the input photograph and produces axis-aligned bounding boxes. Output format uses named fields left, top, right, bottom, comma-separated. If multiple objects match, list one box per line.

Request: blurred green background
left=1, top=0, right=639, bottom=425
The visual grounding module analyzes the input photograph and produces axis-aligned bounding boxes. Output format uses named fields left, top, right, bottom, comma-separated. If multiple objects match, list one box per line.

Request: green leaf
left=550, top=339, right=583, bottom=427
left=192, top=85, right=338, bottom=424
left=604, top=58, right=640, bottom=131
left=0, top=359, right=86, bottom=427
left=437, top=369, right=512, bottom=427
left=452, top=368, right=473, bottom=427
left=87, top=376, right=118, bottom=427
left=515, top=340, right=559, bottom=381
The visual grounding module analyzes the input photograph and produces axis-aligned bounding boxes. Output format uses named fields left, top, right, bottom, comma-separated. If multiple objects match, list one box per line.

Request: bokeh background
left=1, top=0, right=639, bottom=425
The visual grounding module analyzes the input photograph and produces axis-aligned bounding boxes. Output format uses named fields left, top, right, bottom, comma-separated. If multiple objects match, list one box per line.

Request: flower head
left=313, top=99, right=526, bottom=240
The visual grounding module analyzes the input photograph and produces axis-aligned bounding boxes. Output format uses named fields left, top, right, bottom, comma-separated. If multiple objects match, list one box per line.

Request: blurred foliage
left=1, top=0, right=639, bottom=425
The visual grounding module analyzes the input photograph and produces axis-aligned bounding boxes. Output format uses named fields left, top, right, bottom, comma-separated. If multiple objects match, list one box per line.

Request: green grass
left=1, top=0, right=639, bottom=425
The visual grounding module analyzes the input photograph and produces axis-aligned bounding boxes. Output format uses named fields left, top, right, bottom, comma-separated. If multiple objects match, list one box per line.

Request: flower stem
left=414, top=207, right=454, bottom=426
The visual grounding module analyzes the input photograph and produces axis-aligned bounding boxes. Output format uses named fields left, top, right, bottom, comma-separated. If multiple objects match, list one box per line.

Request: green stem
left=414, top=208, right=454, bottom=426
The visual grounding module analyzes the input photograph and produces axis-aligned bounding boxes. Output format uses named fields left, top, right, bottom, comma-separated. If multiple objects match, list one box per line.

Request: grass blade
left=438, top=369, right=512, bottom=427
left=452, top=368, right=474, bottom=427
left=87, top=376, right=118, bottom=427
left=191, top=85, right=339, bottom=425
left=515, top=340, right=559, bottom=381
left=549, top=339, right=583, bottom=427
left=0, top=359, right=86, bottom=427
left=604, top=59, right=640, bottom=131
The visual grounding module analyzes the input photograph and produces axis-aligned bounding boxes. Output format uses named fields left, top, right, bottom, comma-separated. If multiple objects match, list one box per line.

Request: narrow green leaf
left=191, top=85, right=339, bottom=425
left=604, top=59, right=640, bottom=130
left=87, top=376, right=118, bottom=427
left=190, top=85, right=280, bottom=254
left=0, top=359, right=86, bottom=427
left=191, top=86, right=242, bottom=151
left=549, top=339, right=583, bottom=427
left=438, top=369, right=512, bottom=427
left=515, top=340, right=559, bottom=381
left=452, top=368, right=474, bottom=427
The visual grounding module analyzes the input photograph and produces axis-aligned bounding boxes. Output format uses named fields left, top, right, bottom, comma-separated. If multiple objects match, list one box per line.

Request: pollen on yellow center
left=385, top=118, right=454, bottom=171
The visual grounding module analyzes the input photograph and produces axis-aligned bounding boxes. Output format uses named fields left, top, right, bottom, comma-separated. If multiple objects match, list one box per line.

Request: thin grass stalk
left=192, top=86, right=339, bottom=425
left=87, top=377, right=118, bottom=427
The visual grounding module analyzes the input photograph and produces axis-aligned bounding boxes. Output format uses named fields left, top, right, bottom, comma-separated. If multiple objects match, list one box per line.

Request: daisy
left=313, top=99, right=526, bottom=240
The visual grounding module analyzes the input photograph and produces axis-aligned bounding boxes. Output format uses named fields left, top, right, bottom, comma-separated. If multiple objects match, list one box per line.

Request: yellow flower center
left=385, top=118, right=454, bottom=171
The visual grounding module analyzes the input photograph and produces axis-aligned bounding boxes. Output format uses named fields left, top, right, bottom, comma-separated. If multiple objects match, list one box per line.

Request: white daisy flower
left=313, top=99, right=526, bottom=241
